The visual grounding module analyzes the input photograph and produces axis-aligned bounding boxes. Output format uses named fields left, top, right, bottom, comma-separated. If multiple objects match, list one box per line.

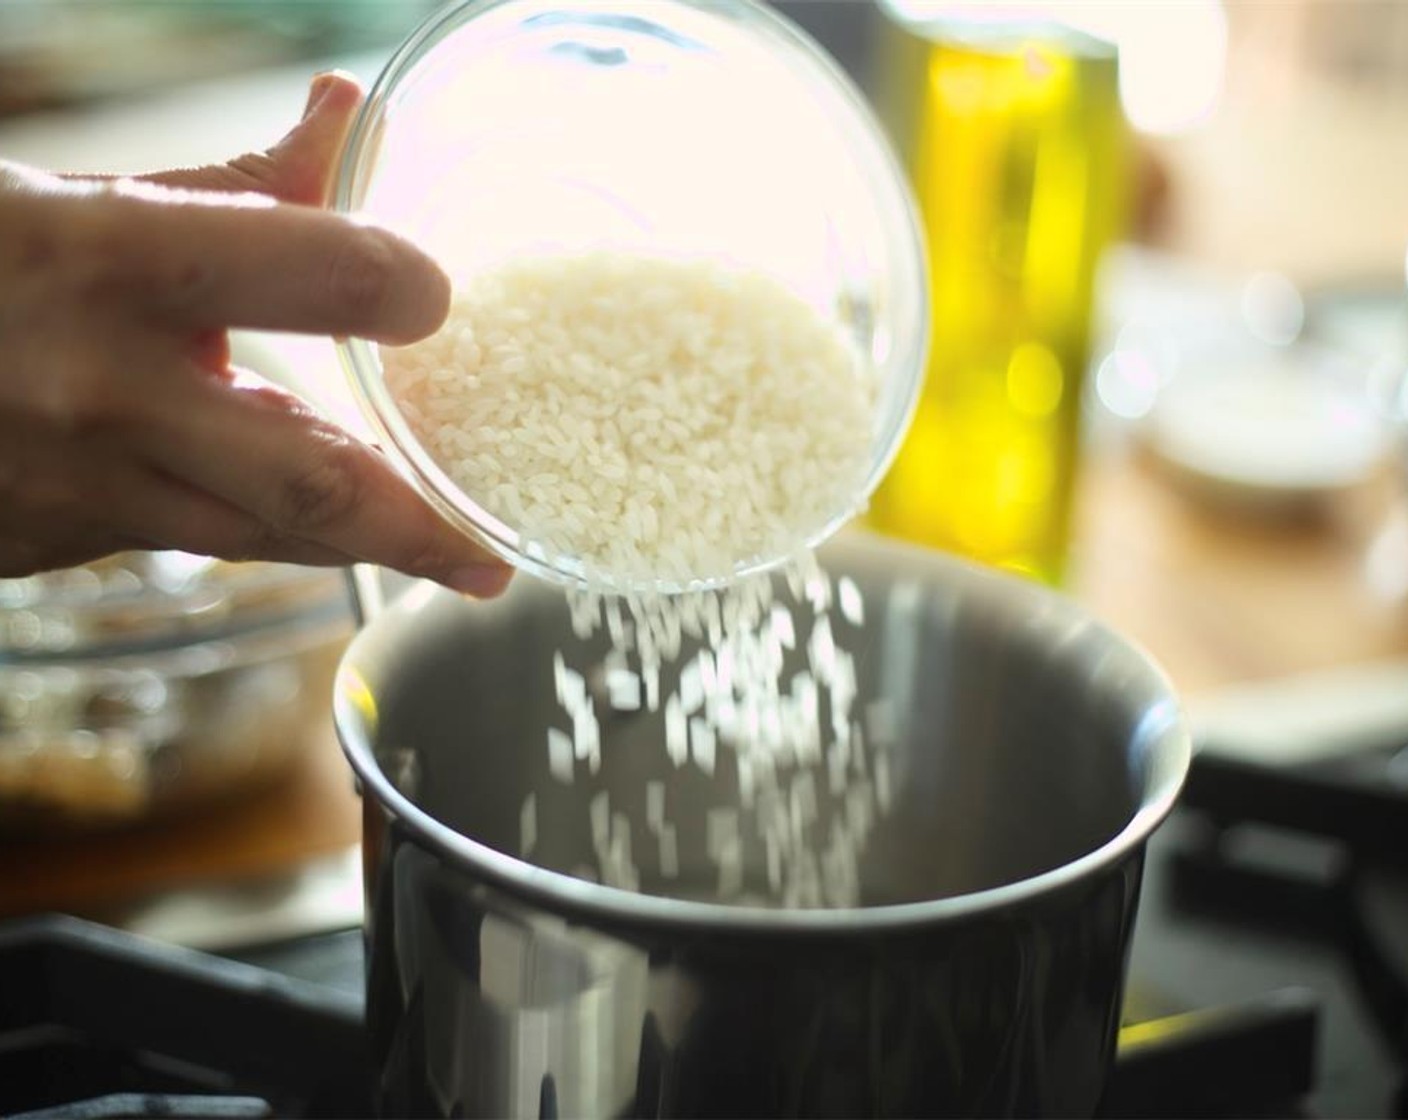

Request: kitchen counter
left=1074, top=446, right=1408, bottom=696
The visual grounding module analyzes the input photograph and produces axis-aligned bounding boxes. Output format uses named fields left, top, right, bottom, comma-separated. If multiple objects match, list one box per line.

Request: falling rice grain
left=689, top=717, right=716, bottom=777
left=659, top=824, right=679, bottom=879
left=519, top=793, right=537, bottom=857
left=837, top=576, right=864, bottom=627
left=645, top=780, right=666, bottom=832
left=547, top=727, right=575, bottom=785
left=665, top=694, right=688, bottom=768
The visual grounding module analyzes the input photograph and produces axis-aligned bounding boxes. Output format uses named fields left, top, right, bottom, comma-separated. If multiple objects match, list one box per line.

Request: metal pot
left=334, top=535, right=1189, bottom=1117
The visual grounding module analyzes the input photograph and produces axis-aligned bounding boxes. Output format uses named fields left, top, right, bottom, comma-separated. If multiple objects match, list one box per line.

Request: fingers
left=144, top=72, right=364, bottom=207
left=0, top=75, right=499, bottom=591
left=0, top=373, right=506, bottom=590
left=0, top=535, right=134, bottom=580
left=45, top=68, right=445, bottom=346
left=0, top=420, right=350, bottom=576
left=105, top=465, right=358, bottom=568
left=139, top=366, right=511, bottom=597
left=68, top=179, right=450, bottom=344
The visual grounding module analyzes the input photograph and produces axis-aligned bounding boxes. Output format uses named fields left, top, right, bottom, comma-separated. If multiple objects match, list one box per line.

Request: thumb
left=143, top=72, right=365, bottom=207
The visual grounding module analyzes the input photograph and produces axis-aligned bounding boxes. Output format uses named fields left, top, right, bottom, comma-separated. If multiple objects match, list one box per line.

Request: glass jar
left=866, top=2, right=1129, bottom=585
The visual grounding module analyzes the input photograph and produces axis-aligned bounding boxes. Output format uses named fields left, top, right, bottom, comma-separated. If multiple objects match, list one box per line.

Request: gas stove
left=6, top=657, right=1408, bottom=1120
left=3, top=800, right=1403, bottom=1120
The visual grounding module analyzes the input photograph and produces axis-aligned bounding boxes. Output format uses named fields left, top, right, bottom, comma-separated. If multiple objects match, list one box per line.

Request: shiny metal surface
left=336, top=534, right=1189, bottom=1117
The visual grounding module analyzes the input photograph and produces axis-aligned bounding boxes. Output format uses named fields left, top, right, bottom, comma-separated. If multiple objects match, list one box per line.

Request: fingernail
left=444, top=565, right=512, bottom=599
left=303, top=72, right=337, bottom=120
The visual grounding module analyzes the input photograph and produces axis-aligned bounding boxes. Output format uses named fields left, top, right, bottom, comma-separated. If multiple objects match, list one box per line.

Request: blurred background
left=6, top=0, right=1402, bottom=600
left=1, top=0, right=1406, bottom=913
left=1, top=4, right=1407, bottom=1114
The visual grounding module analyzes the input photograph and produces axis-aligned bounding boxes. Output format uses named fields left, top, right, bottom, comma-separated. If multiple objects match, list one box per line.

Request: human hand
left=0, top=72, right=510, bottom=597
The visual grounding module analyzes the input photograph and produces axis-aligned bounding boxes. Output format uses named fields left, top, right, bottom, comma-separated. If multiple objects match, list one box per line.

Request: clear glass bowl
left=0, top=552, right=345, bottom=657
left=334, top=0, right=928, bottom=592
left=0, top=556, right=354, bottom=831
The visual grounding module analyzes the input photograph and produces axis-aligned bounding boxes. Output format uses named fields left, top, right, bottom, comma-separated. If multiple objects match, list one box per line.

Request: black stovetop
left=2, top=804, right=1404, bottom=1120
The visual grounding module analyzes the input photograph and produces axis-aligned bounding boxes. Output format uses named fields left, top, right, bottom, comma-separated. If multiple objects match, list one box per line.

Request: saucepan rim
left=335, top=553, right=1191, bottom=937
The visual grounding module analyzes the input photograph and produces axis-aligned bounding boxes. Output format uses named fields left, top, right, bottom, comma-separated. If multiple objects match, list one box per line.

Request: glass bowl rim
left=333, top=0, right=930, bottom=594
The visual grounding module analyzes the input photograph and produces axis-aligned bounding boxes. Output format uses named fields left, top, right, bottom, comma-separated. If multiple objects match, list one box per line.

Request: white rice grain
left=837, top=576, right=865, bottom=627
left=546, top=727, right=575, bottom=785
left=658, top=824, right=679, bottom=879
left=519, top=793, right=537, bottom=857
left=645, top=780, right=666, bottom=833
left=665, top=695, right=688, bottom=768
left=689, top=717, right=716, bottom=777
left=382, top=251, right=874, bottom=587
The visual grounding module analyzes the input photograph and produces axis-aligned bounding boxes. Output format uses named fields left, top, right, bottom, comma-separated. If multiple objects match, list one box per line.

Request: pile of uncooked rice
left=382, top=250, right=875, bottom=588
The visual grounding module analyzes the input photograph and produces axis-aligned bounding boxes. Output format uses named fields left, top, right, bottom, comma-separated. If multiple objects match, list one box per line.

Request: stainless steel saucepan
left=334, top=534, right=1189, bottom=1117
